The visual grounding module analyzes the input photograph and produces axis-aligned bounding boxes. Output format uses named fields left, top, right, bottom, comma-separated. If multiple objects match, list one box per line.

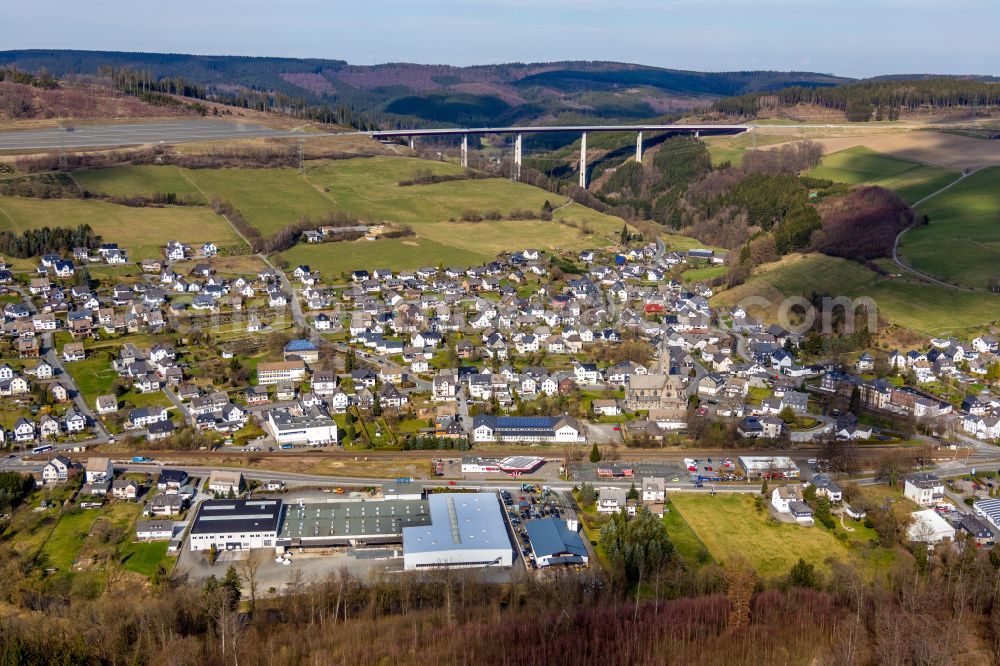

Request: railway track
left=125, top=442, right=949, bottom=464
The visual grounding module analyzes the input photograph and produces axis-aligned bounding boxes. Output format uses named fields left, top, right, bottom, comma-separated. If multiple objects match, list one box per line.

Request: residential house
left=112, top=479, right=140, bottom=500
left=597, top=487, right=632, bottom=515
left=903, top=473, right=945, bottom=507
left=641, top=477, right=666, bottom=503
left=42, top=456, right=72, bottom=484
left=95, top=395, right=118, bottom=415
left=807, top=473, right=842, bottom=502
left=207, top=470, right=244, bottom=496
left=85, top=457, right=114, bottom=484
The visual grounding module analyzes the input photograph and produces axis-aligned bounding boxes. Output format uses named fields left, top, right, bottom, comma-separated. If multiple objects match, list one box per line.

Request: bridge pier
left=514, top=133, right=522, bottom=180
left=409, top=137, right=415, bottom=150
left=635, top=131, right=643, bottom=163
left=461, top=135, right=468, bottom=168
left=579, top=131, right=588, bottom=188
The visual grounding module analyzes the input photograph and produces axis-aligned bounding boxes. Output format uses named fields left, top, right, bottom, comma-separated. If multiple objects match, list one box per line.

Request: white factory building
left=402, top=493, right=513, bottom=570
left=188, top=498, right=283, bottom=551
left=907, top=509, right=956, bottom=544
left=264, top=407, right=338, bottom=446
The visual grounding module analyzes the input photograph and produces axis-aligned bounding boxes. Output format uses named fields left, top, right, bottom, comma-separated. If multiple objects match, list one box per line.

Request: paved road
left=890, top=169, right=990, bottom=293
left=42, top=332, right=110, bottom=442
left=0, top=120, right=303, bottom=150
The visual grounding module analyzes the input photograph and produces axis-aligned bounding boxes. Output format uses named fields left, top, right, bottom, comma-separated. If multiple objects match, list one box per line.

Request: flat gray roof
left=278, top=499, right=430, bottom=542
left=403, top=492, right=510, bottom=555
left=190, top=498, right=282, bottom=535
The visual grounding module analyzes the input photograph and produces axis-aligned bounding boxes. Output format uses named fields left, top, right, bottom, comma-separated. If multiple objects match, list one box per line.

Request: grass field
left=71, top=165, right=207, bottom=204
left=280, top=236, right=482, bottom=274
left=38, top=509, right=96, bottom=572
left=670, top=493, right=853, bottom=578
left=714, top=253, right=1000, bottom=336
left=121, top=540, right=170, bottom=577
left=662, top=501, right=713, bottom=567
left=807, top=146, right=960, bottom=204
left=50, top=157, right=626, bottom=272
left=682, top=265, right=727, bottom=283
left=0, top=195, right=242, bottom=261
left=304, top=157, right=621, bottom=229
left=64, top=356, right=118, bottom=407
left=898, top=167, right=1000, bottom=289
left=660, top=232, right=727, bottom=253
left=185, top=167, right=336, bottom=235
left=75, top=502, right=141, bottom=563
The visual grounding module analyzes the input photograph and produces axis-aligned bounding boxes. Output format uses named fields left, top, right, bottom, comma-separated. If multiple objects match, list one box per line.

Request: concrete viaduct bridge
left=368, top=124, right=750, bottom=188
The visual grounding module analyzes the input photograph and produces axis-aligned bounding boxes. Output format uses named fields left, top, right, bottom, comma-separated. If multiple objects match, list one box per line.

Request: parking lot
left=177, top=545, right=400, bottom=594
left=570, top=461, right=691, bottom=484
left=498, top=485, right=583, bottom=572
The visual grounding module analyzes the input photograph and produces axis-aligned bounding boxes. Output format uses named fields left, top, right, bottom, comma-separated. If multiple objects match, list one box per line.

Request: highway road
left=0, top=120, right=303, bottom=150
left=0, top=119, right=905, bottom=152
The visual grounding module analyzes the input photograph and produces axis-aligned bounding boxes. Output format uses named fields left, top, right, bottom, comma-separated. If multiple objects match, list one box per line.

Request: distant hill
left=0, top=49, right=852, bottom=127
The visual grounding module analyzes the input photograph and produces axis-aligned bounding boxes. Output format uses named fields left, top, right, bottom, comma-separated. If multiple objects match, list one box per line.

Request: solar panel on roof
left=200, top=514, right=276, bottom=522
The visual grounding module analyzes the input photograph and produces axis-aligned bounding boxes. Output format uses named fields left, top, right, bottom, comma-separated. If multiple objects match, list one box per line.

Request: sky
left=2, top=0, right=997, bottom=78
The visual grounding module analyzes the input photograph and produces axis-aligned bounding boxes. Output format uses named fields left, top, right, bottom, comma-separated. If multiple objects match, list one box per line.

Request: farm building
left=402, top=493, right=513, bottom=570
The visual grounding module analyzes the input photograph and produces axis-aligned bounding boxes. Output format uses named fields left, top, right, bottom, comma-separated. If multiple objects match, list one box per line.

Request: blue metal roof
left=494, top=416, right=558, bottom=428
left=525, top=517, right=587, bottom=559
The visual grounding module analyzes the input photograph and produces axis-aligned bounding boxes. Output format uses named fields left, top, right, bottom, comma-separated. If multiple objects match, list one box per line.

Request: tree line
left=0, top=66, right=58, bottom=89
left=712, top=77, right=1000, bottom=120
left=0, top=224, right=99, bottom=258
left=98, top=65, right=376, bottom=130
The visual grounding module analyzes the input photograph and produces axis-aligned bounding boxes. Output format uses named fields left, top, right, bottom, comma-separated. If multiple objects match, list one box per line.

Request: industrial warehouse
left=276, top=498, right=431, bottom=547
left=188, top=498, right=284, bottom=551
left=188, top=490, right=515, bottom=571
left=402, top=493, right=514, bottom=570
left=264, top=406, right=338, bottom=446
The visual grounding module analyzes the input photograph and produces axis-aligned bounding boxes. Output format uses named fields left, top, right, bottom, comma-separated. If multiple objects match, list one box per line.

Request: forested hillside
left=0, top=50, right=851, bottom=128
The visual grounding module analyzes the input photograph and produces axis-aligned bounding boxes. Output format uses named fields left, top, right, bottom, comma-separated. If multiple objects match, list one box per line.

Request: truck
left=131, top=456, right=152, bottom=463
left=279, top=443, right=294, bottom=450
left=396, top=476, right=412, bottom=483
